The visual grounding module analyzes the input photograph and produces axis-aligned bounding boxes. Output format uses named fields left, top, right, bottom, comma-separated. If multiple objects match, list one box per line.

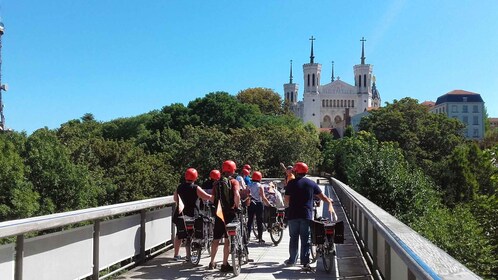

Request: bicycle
left=226, top=209, right=250, bottom=276
left=189, top=205, right=215, bottom=265
left=177, top=215, right=198, bottom=264
left=260, top=205, right=285, bottom=245
left=310, top=217, right=336, bottom=273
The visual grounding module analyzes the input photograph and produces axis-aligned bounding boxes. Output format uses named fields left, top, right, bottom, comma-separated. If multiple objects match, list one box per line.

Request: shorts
left=213, top=211, right=236, bottom=240
left=175, top=222, right=188, bottom=239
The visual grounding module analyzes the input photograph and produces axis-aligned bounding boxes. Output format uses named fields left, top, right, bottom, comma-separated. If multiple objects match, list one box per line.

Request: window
left=291, top=92, right=294, bottom=103
left=364, top=74, right=367, bottom=87
left=463, top=116, right=468, bottom=124
left=462, top=105, right=468, bottom=113
left=359, top=75, right=362, bottom=88
left=473, top=105, right=478, bottom=113
left=352, top=100, right=354, bottom=107
left=312, top=74, right=315, bottom=86
left=473, top=128, right=479, bottom=138
left=347, top=100, right=351, bottom=107
left=307, top=74, right=310, bottom=87
left=322, top=100, right=325, bottom=107
left=473, top=116, right=479, bottom=125
left=452, top=105, right=458, bottom=113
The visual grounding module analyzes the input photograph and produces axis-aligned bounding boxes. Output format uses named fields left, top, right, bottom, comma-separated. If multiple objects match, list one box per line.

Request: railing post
left=93, top=220, right=100, bottom=280
left=140, top=209, right=146, bottom=263
left=15, top=234, right=24, bottom=280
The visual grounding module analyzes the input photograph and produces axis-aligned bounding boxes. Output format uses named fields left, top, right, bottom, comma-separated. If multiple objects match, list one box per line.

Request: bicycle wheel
left=322, top=244, right=334, bottom=273
left=309, top=243, right=317, bottom=263
left=231, top=236, right=242, bottom=276
left=270, top=224, right=284, bottom=245
left=189, top=241, right=202, bottom=265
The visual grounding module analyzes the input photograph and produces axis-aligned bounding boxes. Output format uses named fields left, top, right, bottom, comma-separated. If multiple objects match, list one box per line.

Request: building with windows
left=489, top=118, right=498, bottom=130
left=430, top=90, right=485, bottom=140
left=283, top=37, right=381, bottom=130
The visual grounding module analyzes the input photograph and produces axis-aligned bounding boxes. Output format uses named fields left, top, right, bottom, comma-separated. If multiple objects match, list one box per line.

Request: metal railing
left=0, top=196, right=175, bottom=280
left=329, top=177, right=482, bottom=280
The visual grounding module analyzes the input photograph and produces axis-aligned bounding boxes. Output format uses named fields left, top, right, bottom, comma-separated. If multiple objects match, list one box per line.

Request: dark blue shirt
left=286, top=176, right=322, bottom=220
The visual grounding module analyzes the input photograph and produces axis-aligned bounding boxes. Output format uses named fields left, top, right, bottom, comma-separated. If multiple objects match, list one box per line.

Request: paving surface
left=117, top=180, right=373, bottom=280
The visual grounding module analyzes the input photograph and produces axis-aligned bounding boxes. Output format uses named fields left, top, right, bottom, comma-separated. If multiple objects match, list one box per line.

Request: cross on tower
left=309, top=36, right=315, bottom=63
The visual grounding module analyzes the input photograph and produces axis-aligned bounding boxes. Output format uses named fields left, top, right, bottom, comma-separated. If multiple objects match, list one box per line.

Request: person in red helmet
left=173, top=168, right=213, bottom=261
left=283, top=162, right=335, bottom=269
left=243, top=164, right=251, bottom=171
left=247, top=171, right=270, bottom=243
left=208, top=160, right=241, bottom=272
left=202, top=169, right=221, bottom=195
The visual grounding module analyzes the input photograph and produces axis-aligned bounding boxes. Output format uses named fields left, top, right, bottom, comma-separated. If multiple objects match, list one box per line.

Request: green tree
left=236, top=87, right=283, bottom=115
left=0, top=132, right=39, bottom=220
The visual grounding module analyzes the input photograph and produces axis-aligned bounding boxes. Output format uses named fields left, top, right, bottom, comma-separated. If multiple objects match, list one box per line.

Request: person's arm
left=174, top=191, right=178, bottom=204
left=232, top=179, right=241, bottom=209
left=316, top=192, right=337, bottom=221
left=259, top=185, right=270, bottom=206
left=284, top=194, right=290, bottom=207
left=280, top=162, right=286, bottom=172
left=196, top=186, right=213, bottom=202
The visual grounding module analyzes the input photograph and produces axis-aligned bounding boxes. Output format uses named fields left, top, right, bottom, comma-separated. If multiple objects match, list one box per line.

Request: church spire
left=331, top=61, right=335, bottom=82
left=289, top=60, right=293, bottom=83
left=309, top=36, right=315, bottom=63
left=360, top=37, right=366, bottom=64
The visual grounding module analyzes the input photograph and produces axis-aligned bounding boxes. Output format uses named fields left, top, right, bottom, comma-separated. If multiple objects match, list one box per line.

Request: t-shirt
left=176, top=182, right=199, bottom=217
left=285, top=176, right=322, bottom=220
left=248, top=181, right=263, bottom=202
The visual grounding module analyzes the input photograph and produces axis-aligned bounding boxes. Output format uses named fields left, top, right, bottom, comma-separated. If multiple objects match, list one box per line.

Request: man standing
left=284, top=162, right=336, bottom=269
left=209, top=160, right=241, bottom=272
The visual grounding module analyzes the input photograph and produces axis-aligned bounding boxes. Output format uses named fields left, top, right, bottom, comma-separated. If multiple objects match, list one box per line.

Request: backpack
left=213, top=176, right=235, bottom=211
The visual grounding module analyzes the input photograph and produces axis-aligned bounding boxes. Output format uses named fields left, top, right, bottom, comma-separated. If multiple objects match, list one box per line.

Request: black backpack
left=214, top=176, right=235, bottom=210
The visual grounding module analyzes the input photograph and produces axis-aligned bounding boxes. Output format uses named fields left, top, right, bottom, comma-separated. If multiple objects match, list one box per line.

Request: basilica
left=283, top=37, right=381, bottom=131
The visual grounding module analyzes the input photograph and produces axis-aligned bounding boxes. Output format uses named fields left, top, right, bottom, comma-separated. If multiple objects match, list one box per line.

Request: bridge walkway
left=117, top=181, right=373, bottom=280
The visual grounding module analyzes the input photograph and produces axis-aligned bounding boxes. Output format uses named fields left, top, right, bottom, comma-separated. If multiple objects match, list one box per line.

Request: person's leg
left=223, top=237, right=230, bottom=265
left=287, top=219, right=299, bottom=264
left=299, top=219, right=311, bottom=265
left=247, top=203, right=255, bottom=237
left=210, top=239, right=220, bottom=263
left=174, top=236, right=182, bottom=257
left=255, top=203, right=264, bottom=241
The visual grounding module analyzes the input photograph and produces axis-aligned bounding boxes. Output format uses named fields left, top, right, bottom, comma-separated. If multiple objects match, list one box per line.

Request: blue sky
left=2, top=1, right=497, bottom=134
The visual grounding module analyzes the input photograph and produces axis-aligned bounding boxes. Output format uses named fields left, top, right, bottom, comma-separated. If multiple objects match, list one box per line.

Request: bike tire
left=322, top=245, right=334, bottom=273
left=309, top=244, right=317, bottom=263
left=270, top=225, right=284, bottom=245
left=231, top=236, right=241, bottom=276
left=190, top=241, right=202, bottom=265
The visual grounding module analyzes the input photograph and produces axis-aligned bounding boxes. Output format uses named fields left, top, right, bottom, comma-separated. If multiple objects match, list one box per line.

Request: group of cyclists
left=172, top=159, right=337, bottom=273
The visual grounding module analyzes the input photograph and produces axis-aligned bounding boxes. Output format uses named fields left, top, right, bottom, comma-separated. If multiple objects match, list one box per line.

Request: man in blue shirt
left=284, top=162, right=335, bottom=269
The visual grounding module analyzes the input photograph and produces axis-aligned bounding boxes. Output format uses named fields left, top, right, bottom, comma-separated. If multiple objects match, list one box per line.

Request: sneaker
left=220, top=263, right=233, bottom=272
left=208, top=262, right=217, bottom=270
left=302, top=264, right=313, bottom=271
left=284, top=259, right=295, bottom=266
left=173, top=255, right=184, bottom=261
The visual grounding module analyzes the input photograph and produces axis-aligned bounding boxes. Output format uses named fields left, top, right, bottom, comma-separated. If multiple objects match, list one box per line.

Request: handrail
left=0, top=196, right=175, bottom=239
left=330, top=177, right=482, bottom=280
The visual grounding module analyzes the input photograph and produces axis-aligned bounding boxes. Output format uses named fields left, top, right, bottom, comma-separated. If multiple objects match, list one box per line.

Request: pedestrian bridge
left=0, top=177, right=481, bottom=280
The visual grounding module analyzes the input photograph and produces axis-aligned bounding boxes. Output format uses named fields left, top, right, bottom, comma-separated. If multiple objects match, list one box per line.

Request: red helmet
left=293, top=162, right=308, bottom=174
left=185, top=168, right=198, bottom=181
left=243, top=164, right=251, bottom=170
left=222, top=160, right=237, bottom=173
left=210, top=169, right=221, bottom=180
left=251, top=171, right=262, bottom=181
left=241, top=168, right=250, bottom=176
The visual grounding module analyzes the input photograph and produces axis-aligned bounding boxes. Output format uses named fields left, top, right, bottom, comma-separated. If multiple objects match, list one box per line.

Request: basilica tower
left=283, top=60, right=299, bottom=105
left=302, top=36, right=322, bottom=127
left=353, top=37, right=373, bottom=112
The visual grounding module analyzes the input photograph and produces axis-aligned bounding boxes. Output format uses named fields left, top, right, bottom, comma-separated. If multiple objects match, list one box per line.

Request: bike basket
left=264, top=206, right=278, bottom=224
left=226, top=222, right=239, bottom=236
left=310, top=220, right=326, bottom=244
left=333, top=220, right=345, bottom=244
left=194, top=217, right=204, bottom=239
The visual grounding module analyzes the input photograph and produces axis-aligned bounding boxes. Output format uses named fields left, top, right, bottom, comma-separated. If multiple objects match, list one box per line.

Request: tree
left=0, top=132, right=39, bottom=220
left=236, top=87, right=283, bottom=115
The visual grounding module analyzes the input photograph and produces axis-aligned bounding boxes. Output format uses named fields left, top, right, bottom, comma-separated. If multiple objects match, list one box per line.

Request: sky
left=1, top=1, right=497, bottom=134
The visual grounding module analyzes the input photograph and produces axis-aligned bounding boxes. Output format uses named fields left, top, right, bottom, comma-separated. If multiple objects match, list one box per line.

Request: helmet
left=241, top=168, right=250, bottom=176
left=209, top=169, right=221, bottom=180
left=243, top=164, right=251, bottom=170
left=222, top=160, right=237, bottom=173
left=185, top=168, right=198, bottom=181
left=251, top=171, right=262, bottom=181
left=293, top=162, right=308, bottom=174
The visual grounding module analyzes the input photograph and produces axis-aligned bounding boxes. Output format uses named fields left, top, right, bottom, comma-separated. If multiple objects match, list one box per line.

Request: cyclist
left=208, top=160, right=241, bottom=272
left=173, top=168, right=213, bottom=261
left=247, top=171, right=270, bottom=243
left=241, top=168, right=252, bottom=187
left=283, top=162, right=336, bottom=269
left=200, top=169, right=220, bottom=212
